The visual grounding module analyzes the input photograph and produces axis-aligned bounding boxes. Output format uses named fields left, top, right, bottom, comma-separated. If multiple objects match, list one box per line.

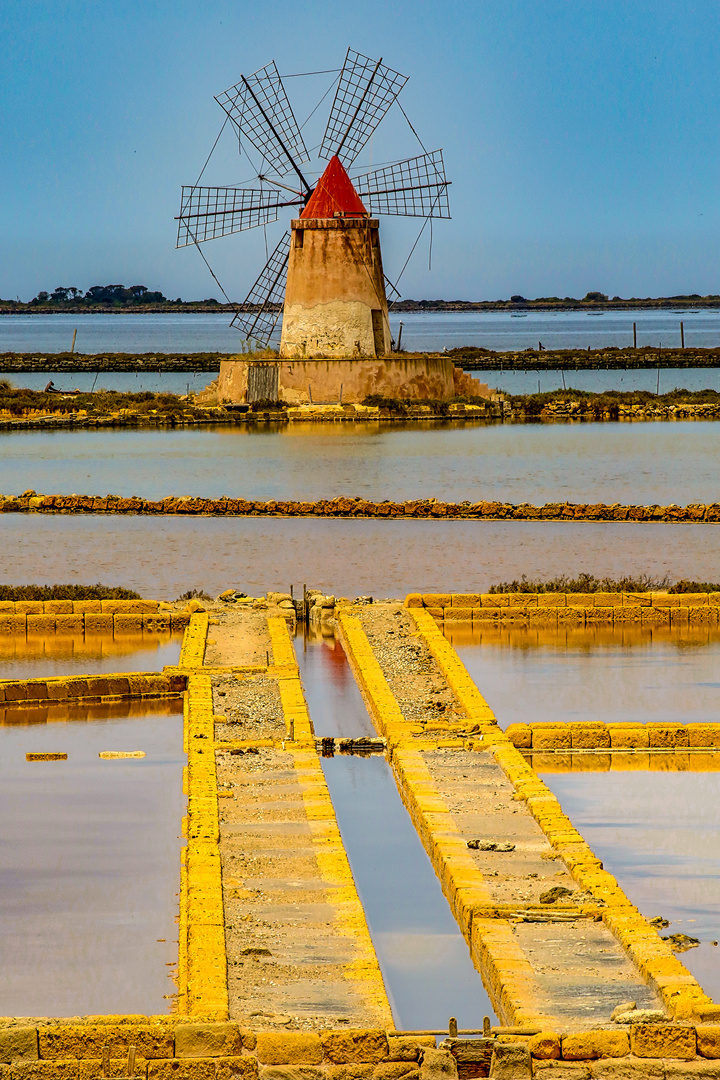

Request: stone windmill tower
left=176, top=50, right=477, bottom=403
left=280, top=154, right=391, bottom=359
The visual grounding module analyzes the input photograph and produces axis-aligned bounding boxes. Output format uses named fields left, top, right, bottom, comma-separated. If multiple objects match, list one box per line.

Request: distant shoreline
left=3, top=298, right=720, bottom=315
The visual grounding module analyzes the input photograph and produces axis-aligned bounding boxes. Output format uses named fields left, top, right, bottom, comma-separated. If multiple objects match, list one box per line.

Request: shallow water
left=2, top=308, right=720, bottom=354
left=0, top=705, right=184, bottom=1016
left=447, top=626, right=720, bottom=729
left=296, top=631, right=495, bottom=1028
left=0, top=516, right=718, bottom=599
left=0, top=631, right=182, bottom=682
left=3, top=421, right=720, bottom=506
left=543, top=771, right=720, bottom=1002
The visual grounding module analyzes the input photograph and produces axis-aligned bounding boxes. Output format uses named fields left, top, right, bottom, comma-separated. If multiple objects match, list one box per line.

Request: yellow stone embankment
left=507, top=721, right=720, bottom=752
left=406, top=590, right=720, bottom=625
left=178, top=665, right=228, bottom=1020
left=336, top=607, right=553, bottom=1029
left=0, top=671, right=185, bottom=706
left=0, top=598, right=189, bottom=635
left=407, top=606, right=719, bottom=1026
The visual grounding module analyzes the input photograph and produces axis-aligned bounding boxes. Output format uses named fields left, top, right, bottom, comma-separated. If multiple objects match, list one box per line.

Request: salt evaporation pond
left=0, top=704, right=185, bottom=1016
left=3, top=420, right=720, bottom=506
left=0, top=631, right=181, bottom=682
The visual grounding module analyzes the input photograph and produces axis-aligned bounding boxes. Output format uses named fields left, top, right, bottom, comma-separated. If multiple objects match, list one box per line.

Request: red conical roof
left=301, top=155, right=368, bottom=219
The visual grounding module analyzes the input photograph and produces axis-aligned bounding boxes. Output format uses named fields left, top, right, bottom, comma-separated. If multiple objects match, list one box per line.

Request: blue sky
left=2, top=0, right=720, bottom=302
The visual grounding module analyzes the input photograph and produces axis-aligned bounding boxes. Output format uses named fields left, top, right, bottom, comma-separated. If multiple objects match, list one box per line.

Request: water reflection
left=0, top=630, right=182, bottom=682
left=542, top=771, right=720, bottom=1003
left=447, top=625, right=720, bottom=728
left=0, top=707, right=185, bottom=1016
left=2, top=516, right=719, bottom=600
left=3, top=420, right=720, bottom=505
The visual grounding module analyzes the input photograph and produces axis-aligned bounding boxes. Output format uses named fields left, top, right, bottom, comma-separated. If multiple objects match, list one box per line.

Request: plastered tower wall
left=279, top=218, right=392, bottom=359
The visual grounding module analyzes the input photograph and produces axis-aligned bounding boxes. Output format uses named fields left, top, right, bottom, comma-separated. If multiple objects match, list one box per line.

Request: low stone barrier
left=507, top=721, right=720, bottom=751
left=405, top=591, right=720, bottom=625
left=0, top=671, right=186, bottom=705
left=5, top=493, right=720, bottom=522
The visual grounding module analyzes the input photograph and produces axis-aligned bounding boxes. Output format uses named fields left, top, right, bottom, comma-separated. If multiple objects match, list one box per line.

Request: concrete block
left=451, top=594, right=482, bottom=607
left=489, top=1043, right=531, bottom=1078
left=387, top=1038, right=435, bottom=1062
left=72, top=600, right=103, bottom=613
left=647, top=724, right=689, bottom=748
left=587, top=608, right=614, bottom=622
left=690, top=608, right=715, bottom=624
left=533, top=725, right=571, bottom=750
left=608, top=724, right=649, bottom=749
left=0, top=1025, right=38, bottom=1063
left=615, top=607, right=642, bottom=622
left=15, top=601, right=43, bottom=614
left=623, top=593, right=652, bottom=607
left=689, top=726, right=720, bottom=748
left=26, top=614, right=56, bottom=633
left=54, top=614, right=84, bottom=633
left=259, top=1069, right=325, bottom=1080
left=570, top=724, right=611, bottom=750
left=534, top=1064, right=590, bottom=1079
left=641, top=608, right=670, bottom=624
left=84, top=613, right=114, bottom=633
left=538, top=593, right=565, bottom=607
left=0, top=601, right=14, bottom=613
left=216, top=1059, right=260, bottom=1080
left=651, top=594, right=684, bottom=607
left=148, top=1061, right=217, bottom=1080
left=113, top=613, right=145, bottom=633
left=664, top=1062, right=720, bottom=1078
left=630, top=1024, right=696, bottom=1060
left=373, top=1064, right=420, bottom=1080
left=567, top=593, right=596, bottom=607
left=593, top=592, right=623, bottom=607
left=444, top=608, right=473, bottom=621
left=562, top=1032, right=629, bottom=1060
left=529, top=1033, right=561, bottom=1060
left=43, top=600, right=73, bottom=614
left=175, top=1023, right=243, bottom=1058
left=590, top=1058, right=664, bottom=1079
left=257, top=1033, right=323, bottom=1065
left=321, top=1031, right=389, bottom=1065
left=697, top=1027, right=720, bottom=1059
left=506, top=724, right=533, bottom=749
left=404, top=594, right=424, bottom=608
left=419, top=1049, right=458, bottom=1080
left=37, top=1023, right=173, bottom=1059
left=101, top=599, right=159, bottom=613
left=558, top=608, right=585, bottom=623
left=480, top=594, right=509, bottom=607
left=422, top=594, right=451, bottom=608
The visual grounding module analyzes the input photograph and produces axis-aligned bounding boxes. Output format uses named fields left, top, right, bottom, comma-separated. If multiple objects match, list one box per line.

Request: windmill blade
left=230, top=232, right=291, bottom=345
left=176, top=186, right=303, bottom=247
left=215, top=61, right=310, bottom=182
left=353, top=150, right=451, bottom=219
left=320, top=49, right=408, bottom=167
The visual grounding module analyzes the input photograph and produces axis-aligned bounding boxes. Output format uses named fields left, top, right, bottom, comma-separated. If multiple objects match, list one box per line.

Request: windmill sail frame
left=353, top=150, right=451, bottom=219
left=319, top=49, right=408, bottom=166
left=176, top=186, right=303, bottom=247
left=230, top=232, right=291, bottom=345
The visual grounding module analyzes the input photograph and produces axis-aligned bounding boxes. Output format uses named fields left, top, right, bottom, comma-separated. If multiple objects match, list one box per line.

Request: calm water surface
left=447, top=627, right=720, bottom=729
left=0, top=632, right=181, bottom=681
left=0, top=517, right=718, bottom=599
left=543, top=772, right=720, bottom=1002
left=3, top=309, right=720, bottom=353
left=3, top=422, right=720, bottom=505
left=0, top=705, right=184, bottom=1016
left=296, top=631, right=495, bottom=1027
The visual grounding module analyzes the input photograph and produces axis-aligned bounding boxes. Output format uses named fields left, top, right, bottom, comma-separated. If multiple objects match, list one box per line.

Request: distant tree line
left=28, top=284, right=179, bottom=306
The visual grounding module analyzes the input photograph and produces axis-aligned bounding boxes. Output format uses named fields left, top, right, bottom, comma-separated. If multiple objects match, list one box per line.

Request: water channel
left=295, top=629, right=496, bottom=1030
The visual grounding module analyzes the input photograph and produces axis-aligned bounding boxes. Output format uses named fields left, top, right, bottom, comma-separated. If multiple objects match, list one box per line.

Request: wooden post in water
left=633, top=322, right=637, bottom=349
left=681, top=321, right=685, bottom=348
left=70, top=328, right=77, bottom=353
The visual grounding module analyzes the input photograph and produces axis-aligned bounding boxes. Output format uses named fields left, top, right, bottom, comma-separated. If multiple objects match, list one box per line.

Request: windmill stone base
left=212, top=355, right=488, bottom=406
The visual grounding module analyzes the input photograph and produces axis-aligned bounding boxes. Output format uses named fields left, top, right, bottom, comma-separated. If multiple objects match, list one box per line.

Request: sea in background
left=3, top=310, right=720, bottom=395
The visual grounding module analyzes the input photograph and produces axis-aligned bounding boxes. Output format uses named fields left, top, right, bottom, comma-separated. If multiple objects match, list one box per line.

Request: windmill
left=176, top=49, right=450, bottom=361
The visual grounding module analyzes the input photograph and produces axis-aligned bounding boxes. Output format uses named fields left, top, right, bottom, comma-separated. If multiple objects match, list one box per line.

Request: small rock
left=218, top=589, right=237, bottom=601
left=539, top=885, right=574, bottom=904
left=611, top=1001, right=637, bottom=1021
left=649, top=915, right=670, bottom=928
left=662, top=932, right=700, bottom=951
left=612, top=1008, right=666, bottom=1024
left=467, top=840, right=516, bottom=852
